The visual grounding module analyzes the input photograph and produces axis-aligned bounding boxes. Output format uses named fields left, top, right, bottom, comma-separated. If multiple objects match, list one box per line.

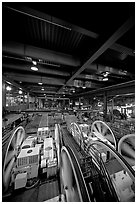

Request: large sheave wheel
left=118, top=134, right=135, bottom=167
left=3, top=126, right=25, bottom=191
left=70, top=122, right=83, bottom=148
left=91, top=120, right=116, bottom=149
left=55, top=124, right=62, bottom=168
left=61, top=146, right=90, bottom=202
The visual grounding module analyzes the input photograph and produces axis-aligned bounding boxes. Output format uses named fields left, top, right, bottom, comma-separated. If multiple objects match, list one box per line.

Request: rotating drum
left=3, top=126, right=25, bottom=191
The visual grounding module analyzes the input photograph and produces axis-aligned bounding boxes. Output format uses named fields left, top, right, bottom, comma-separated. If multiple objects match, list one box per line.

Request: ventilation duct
left=3, top=41, right=81, bottom=67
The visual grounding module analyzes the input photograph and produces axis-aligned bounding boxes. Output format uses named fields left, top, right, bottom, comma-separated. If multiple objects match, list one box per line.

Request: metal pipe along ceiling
left=3, top=41, right=81, bottom=67
left=3, top=63, right=70, bottom=77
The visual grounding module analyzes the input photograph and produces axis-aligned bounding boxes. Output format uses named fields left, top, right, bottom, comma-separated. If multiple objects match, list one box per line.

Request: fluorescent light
left=6, top=86, right=11, bottom=91
left=31, top=66, right=38, bottom=71
left=38, top=82, right=43, bottom=85
left=41, top=88, right=44, bottom=91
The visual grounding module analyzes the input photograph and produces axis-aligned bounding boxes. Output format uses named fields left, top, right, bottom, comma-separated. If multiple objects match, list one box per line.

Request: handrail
left=90, top=140, right=135, bottom=180
left=61, top=145, right=91, bottom=201
left=83, top=141, right=119, bottom=201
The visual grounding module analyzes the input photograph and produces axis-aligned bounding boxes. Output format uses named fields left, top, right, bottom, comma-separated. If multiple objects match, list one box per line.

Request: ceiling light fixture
left=41, top=88, right=44, bottom=91
left=6, top=86, right=11, bottom=91
left=26, top=56, right=32, bottom=61
left=38, top=76, right=43, bottom=85
left=102, top=77, right=108, bottom=81
left=31, top=66, right=38, bottom=71
left=19, top=90, right=23, bottom=94
left=32, top=61, right=37, bottom=65
left=6, top=81, right=12, bottom=85
left=38, top=82, right=43, bottom=85
left=103, top=71, right=109, bottom=77
left=82, top=86, right=86, bottom=89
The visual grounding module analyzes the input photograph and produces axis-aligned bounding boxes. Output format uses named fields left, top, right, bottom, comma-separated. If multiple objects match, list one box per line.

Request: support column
left=79, top=97, right=81, bottom=109
left=63, top=99, right=65, bottom=109
left=2, top=80, right=6, bottom=108
left=103, top=92, right=107, bottom=121
left=111, top=98, right=114, bottom=122
left=27, top=92, right=29, bottom=109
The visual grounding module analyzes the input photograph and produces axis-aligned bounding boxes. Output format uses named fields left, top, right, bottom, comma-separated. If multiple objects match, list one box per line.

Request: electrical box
left=47, top=159, right=57, bottom=178
left=17, top=147, right=40, bottom=168
left=43, top=138, right=54, bottom=160
left=37, top=127, right=49, bottom=138
left=29, top=164, right=39, bottom=178
left=21, top=139, right=34, bottom=149
left=101, top=152, right=107, bottom=162
left=14, top=172, right=27, bottom=190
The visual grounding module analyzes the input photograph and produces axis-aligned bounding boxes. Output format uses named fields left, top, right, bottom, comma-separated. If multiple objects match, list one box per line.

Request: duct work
left=3, top=41, right=81, bottom=67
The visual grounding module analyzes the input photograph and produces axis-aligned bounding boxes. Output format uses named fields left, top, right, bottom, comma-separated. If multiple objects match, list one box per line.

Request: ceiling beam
left=86, top=63, right=134, bottom=77
left=2, top=75, right=34, bottom=95
left=4, top=5, right=134, bottom=59
left=3, top=41, right=80, bottom=67
left=38, top=97, right=69, bottom=100
left=74, top=80, right=135, bottom=98
left=4, top=5, right=99, bottom=39
left=27, top=85, right=58, bottom=89
left=31, top=90, right=57, bottom=94
left=3, top=63, right=70, bottom=77
left=58, top=16, right=134, bottom=92
left=110, top=43, right=135, bottom=57
left=4, top=73, right=66, bottom=85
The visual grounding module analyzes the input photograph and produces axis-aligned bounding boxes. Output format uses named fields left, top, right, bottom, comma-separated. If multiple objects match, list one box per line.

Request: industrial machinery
left=2, top=112, right=135, bottom=202
left=2, top=123, right=58, bottom=194
left=61, top=146, right=90, bottom=202
left=66, top=119, right=135, bottom=202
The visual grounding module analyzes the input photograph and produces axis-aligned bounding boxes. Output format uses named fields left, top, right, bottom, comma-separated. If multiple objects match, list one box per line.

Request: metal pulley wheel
left=3, top=126, right=25, bottom=191
left=118, top=134, right=135, bottom=167
left=91, top=120, right=116, bottom=149
left=55, top=124, right=62, bottom=168
left=70, top=122, right=83, bottom=148
left=61, top=146, right=90, bottom=202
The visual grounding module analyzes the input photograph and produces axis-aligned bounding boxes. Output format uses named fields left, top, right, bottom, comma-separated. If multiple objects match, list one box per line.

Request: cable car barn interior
left=2, top=2, right=135, bottom=202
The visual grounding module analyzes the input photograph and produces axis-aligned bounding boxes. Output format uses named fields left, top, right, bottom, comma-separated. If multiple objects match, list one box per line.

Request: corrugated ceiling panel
left=26, top=15, right=83, bottom=54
